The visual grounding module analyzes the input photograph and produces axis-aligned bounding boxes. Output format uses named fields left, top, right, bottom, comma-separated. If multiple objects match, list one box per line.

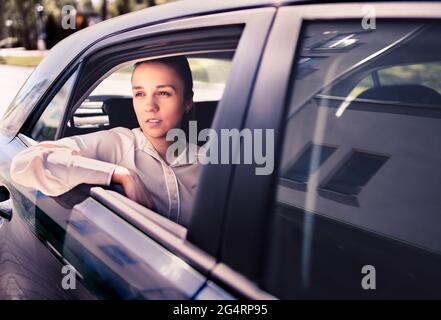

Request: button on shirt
left=10, top=127, right=202, bottom=227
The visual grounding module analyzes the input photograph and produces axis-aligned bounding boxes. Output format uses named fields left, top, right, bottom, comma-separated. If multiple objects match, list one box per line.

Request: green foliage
left=0, top=55, right=44, bottom=67
left=108, top=0, right=137, bottom=17
left=2, top=0, right=38, bottom=49
left=0, top=0, right=176, bottom=49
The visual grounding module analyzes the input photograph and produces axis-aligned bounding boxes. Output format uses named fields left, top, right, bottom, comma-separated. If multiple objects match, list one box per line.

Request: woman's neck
left=145, top=135, right=172, bottom=163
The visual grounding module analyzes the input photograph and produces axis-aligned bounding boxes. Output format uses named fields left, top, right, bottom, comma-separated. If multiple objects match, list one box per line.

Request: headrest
left=356, top=84, right=441, bottom=105
left=103, top=98, right=139, bottom=129
left=103, top=98, right=218, bottom=144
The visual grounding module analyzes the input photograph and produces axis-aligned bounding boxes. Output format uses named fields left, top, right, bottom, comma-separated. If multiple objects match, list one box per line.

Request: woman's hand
left=111, top=166, right=155, bottom=209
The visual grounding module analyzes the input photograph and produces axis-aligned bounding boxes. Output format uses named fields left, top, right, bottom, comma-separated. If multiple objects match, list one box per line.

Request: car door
left=0, top=67, right=95, bottom=299
left=0, top=7, right=275, bottom=299
left=218, top=2, right=441, bottom=299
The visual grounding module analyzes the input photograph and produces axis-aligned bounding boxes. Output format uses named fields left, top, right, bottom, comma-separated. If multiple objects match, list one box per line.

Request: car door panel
left=221, top=2, right=441, bottom=299
left=0, top=136, right=94, bottom=299
left=1, top=135, right=208, bottom=299
left=63, top=196, right=207, bottom=299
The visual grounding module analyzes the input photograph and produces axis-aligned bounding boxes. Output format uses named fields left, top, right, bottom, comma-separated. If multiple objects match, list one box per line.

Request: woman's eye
left=135, top=92, right=145, bottom=97
left=158, top=91, right=171, bottom=97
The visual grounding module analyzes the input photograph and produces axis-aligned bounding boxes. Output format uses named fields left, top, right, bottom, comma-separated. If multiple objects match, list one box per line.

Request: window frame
left=28, top=68, right=81, bottom=142
left=219, top=1, right=441, bottom=296
left=20, top=65, right=81, bottom=140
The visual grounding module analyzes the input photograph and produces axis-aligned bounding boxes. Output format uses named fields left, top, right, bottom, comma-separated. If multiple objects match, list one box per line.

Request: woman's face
left=131, top=62, right=191, bottom=142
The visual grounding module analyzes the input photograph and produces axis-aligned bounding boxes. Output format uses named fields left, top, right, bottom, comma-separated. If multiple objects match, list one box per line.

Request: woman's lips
left=145, top=119, right=162, bottom=126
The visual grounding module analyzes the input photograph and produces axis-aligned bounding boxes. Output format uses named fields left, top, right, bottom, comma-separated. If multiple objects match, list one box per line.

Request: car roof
left=48, top=0, right=295, bottom=77
left=47, top=0, right=306, bottom=71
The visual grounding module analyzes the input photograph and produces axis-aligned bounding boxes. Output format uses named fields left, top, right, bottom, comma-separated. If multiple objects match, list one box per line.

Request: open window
left=56, top=50, right=236, bottom=235
left=63, top=52, right=234, bottom=139
left=17, top=23, right=245, bottom=238
left=39, top=21, right=248, bottom=239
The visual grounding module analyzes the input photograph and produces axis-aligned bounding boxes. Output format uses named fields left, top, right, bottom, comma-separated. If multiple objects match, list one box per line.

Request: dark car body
left=0, top=0, right=441, bottom=299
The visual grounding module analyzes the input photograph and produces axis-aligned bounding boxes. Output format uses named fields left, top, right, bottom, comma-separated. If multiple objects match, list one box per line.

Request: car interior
left=55, top=52, right=234, bottom=228
left=324, top=23, right=441, bottom=108
left=65, top=96, right=219, bottom=146
left=63, top=52, right=233, bottom=145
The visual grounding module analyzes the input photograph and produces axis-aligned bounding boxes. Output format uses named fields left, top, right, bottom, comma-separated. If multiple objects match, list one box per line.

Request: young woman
left=10, top=56, right=201, bottom=227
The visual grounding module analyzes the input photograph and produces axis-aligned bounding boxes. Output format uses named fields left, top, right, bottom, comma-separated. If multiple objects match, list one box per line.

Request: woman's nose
left=144, top=95, right=159, bottom=112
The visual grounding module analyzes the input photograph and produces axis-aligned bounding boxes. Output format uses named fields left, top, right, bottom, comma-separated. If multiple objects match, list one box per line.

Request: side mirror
left=0, top=186, right=12, bottom=221
left=0, top=199, right=12, bottom=221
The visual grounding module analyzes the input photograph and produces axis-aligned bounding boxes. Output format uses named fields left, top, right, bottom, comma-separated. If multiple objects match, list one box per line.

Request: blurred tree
left=108, top=0, right=174, bottom=17
left=41, top=0, right=75, bottom=18
left=80, top=0, right=95, bottom=12
left=101, top=0, right=108, bottom=21
left=146, top=0, right=156, bottom=7
left=41, top=0, right=77, bottom=49
left=3, top=0, right=38, bottom=49
left=111, top=0, right=136, bottom=16
left=0, top=0, right=173, bottom=48
left=0, top=1, right=4, bottom=39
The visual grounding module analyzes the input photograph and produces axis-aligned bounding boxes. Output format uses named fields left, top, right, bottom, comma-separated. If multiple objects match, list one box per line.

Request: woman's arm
left=11, top=127, right=155, bottom=209
left=9, top=128, right=137, bottom=196
left=111, top=166, right=156, bottom=209
left=10, top=137, right=118, bottom=197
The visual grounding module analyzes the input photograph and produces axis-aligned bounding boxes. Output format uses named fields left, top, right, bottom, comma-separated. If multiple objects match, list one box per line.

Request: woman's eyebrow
left=132, top=84, right=176, bottom=90
left=156, top=84, right=176, bottom=91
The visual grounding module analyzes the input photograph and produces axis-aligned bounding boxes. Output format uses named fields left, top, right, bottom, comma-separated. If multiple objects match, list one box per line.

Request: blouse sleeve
left=9, top=128, right=133, bottom=197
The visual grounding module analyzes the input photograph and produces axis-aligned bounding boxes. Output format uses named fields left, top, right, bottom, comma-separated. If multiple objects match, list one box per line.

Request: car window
left=263, top=20, right=441, bottom=299
left=189, top=57, right=232, bottom=101
left=67, top=53, right=233, bottom=131
left=30, top=70, right=78, bottom=141
left=347, top=62, right=441, bottom=102
left=378, top=62, right=441, bottom=94
left=88, top=57, right=232, bottom=100
left=61, top=51, right=235, bottom=228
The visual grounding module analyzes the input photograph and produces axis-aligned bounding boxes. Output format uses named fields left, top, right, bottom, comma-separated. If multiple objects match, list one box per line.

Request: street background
left=0, top=0, right=176, bottom=116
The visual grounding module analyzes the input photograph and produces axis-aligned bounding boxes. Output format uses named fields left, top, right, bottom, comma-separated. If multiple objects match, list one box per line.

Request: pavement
left=0, top=48, right=48, bottom=57
left=0, top=64, right=34, bottom=117
left=0, top=48, right=46, bottom=117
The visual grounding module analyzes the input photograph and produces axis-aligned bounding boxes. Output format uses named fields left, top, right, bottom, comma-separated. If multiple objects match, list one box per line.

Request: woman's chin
left=141, top=126, right=167, bottom=140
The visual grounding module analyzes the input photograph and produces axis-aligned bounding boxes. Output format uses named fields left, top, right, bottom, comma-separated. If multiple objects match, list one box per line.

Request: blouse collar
left=133, top=128, right=202, bottom=167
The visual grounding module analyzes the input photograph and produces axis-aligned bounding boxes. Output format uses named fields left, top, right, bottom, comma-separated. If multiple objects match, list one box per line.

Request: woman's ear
left=185, top=93, right=194, bottom=114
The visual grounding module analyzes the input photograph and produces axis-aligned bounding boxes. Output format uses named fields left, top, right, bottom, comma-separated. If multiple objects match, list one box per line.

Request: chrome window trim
left=90, top=187, right=216, bottom=275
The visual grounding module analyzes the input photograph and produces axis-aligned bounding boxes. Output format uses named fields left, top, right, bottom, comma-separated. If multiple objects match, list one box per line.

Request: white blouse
left=10, top=127, right=202, bottom=227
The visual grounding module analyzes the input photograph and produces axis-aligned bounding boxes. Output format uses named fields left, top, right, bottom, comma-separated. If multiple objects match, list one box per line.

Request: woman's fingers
left=121, top=170, right=155, bottom=209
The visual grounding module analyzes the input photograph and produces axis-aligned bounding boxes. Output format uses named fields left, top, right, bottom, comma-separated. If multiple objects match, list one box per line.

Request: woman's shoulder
left=88, top=127, right=138, bottom=161
left=108, top=126, right=137, bottom=137
left=81, top=126, right=137, bottom=152
left=103, top=126, right=140, bottom=144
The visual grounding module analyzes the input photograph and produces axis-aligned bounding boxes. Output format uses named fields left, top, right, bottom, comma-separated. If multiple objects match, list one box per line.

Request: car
left=0, top=0, right=441, bottom=299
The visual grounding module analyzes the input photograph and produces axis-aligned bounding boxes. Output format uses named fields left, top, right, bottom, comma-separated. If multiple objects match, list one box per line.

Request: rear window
left=264, top=20, right=441, bottom=299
